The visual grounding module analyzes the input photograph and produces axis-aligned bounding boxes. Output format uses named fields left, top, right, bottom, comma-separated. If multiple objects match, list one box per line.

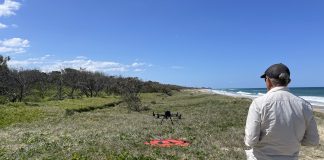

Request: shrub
left=0, top=96, right=8, bottom=104
left=122, top=93, right=142, bottom=111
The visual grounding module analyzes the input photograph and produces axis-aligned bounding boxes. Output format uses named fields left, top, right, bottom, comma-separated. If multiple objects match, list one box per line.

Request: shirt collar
left=267, top=86, right=289, bottom=93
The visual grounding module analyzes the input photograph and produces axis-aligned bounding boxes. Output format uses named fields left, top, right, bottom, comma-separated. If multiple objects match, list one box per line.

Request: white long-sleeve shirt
left=245, top=86, right=319, bottom=160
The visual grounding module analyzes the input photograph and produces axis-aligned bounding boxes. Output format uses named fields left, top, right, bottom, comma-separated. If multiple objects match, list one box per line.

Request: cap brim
left=260, top=73, right=266, bottom=78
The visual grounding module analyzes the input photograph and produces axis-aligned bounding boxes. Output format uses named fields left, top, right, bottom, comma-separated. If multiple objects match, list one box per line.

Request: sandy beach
left=313, top=106, right=324, bottom=113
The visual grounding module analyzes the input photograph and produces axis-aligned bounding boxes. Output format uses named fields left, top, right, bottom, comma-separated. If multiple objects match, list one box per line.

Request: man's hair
left=269, top=73, right=291, bottom=86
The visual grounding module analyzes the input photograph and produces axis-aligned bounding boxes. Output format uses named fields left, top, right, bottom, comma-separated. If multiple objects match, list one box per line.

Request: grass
left=65, top=101, right=123, bottom=116
left=0, top=104, right=45, bottom=128
left=0, top=91, right=323, bottom=159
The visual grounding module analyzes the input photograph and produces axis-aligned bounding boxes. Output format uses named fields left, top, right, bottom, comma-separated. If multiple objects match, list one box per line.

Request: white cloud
left=49, top=59, right=128, bottom=72
left=0, top=22, right=7, bottom=29
left=134, top=68, right=145, bottom=72
left=0, top=23, right=18, bottom=29
left=131, top=62, right=145, bottom=67
left=0, top=38, right=30, bottom=54
left=1, top=37, right=29, bottom=47
left=8, top=55, right=152, bottom=74
left=0, top=0, right=21, bottom=17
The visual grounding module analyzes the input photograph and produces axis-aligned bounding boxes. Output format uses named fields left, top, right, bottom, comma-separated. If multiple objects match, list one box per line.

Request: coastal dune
left=0, top=89, right=322, bottom=159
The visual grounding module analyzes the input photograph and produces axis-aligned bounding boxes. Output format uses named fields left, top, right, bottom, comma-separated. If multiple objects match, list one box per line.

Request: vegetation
left=1, top=55, right=323, bottom=159
left=0, top=55, right=184, bottom=111
left=0, top=90, right=323, bottom=159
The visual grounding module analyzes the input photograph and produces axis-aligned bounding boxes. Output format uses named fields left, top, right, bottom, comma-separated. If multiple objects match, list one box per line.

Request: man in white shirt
left=244, top=63, right=319, bottom=160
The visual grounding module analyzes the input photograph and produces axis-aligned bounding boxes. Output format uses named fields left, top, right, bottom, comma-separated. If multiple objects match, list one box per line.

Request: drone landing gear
left=153, top=111, right=181, bottom=125
left=161, top=115, right=174, bottom=125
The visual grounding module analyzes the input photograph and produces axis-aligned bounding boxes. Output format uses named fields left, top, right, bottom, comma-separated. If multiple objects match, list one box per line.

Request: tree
left=78, top=71, right=106, bottom=97
left=49, top=71, right=64, bottom=100
left=118, top=77, right=143, bottom=111
left=0, top=56, right=13, bottom=102
left=0, top=56, right=10, bottom=95
left=62, top=68, right=81, bottom=98
left=78, top=71, right=93, bottom=97
left=10, top=69, right=41, bottom=102
left=0, top=55, right=185, bottom=104
left=93, top=72, right=106, bottom=97
left=0, top=55, right=10, bottom=67
left=36, top=72, right=49, bottom=99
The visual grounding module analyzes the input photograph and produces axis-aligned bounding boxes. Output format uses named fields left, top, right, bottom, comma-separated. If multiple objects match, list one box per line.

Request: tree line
left=0, top=55, right=184, bottom=110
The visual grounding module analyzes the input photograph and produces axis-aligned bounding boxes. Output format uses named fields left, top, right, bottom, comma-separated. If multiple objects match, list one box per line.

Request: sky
left=1, top=0, right=324, bottom=88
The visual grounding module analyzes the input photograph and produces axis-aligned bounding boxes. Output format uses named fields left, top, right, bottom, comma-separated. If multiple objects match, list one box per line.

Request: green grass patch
left=42, top=96, right=120, bottom=110
left=0, top=106, right=44, bottom=128
left=65, top=101, right=123, bottom=115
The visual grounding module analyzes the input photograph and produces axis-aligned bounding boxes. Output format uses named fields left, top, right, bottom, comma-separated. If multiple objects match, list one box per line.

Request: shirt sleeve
left=301, top=104, right=320, bottom=146
left=245, top=100, right=261, bottom=147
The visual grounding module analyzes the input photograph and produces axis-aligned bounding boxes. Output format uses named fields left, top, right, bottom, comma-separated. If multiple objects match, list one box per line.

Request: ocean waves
left=300, top=96, right=324, bottom=106
left=211, top=88, right=324, bottom=107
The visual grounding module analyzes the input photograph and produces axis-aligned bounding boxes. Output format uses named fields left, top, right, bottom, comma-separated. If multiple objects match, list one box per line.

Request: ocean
left=211, top=87, right=324, bottom=107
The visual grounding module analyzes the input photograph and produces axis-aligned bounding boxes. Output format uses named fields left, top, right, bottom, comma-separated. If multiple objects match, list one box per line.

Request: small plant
left=122, top=93, right=142, bottom=111
left=0, top=96, right=7, bottom=104
left=142, top=104, right=151, bottom=111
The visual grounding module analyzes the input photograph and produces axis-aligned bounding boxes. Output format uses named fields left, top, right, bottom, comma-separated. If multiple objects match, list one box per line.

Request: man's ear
left=266, top=78, right=273, bottom=91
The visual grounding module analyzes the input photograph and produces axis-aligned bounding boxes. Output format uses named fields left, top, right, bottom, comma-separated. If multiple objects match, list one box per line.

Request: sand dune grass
left=0, top=91, right=323, bottom=159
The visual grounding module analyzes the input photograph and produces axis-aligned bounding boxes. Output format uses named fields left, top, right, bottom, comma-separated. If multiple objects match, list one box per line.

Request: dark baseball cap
left=260, top=63, right=290, bottom=79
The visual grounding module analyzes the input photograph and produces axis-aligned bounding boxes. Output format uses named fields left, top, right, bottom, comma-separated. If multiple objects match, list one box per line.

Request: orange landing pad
left=144, top=139, right=190, bottom=147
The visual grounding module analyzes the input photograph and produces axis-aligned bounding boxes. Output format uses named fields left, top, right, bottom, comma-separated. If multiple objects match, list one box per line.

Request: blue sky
left=1, top=0, right=324, bottom=88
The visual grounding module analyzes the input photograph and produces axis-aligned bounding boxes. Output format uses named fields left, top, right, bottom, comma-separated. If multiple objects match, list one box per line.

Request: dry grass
left=0, top=91, right=323, bottom=159
left=299, top=112, right=324, bottom=160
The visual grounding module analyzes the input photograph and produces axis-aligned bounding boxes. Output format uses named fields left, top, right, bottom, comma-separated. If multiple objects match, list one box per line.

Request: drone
left=152, top=111, right=182, bottom=124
